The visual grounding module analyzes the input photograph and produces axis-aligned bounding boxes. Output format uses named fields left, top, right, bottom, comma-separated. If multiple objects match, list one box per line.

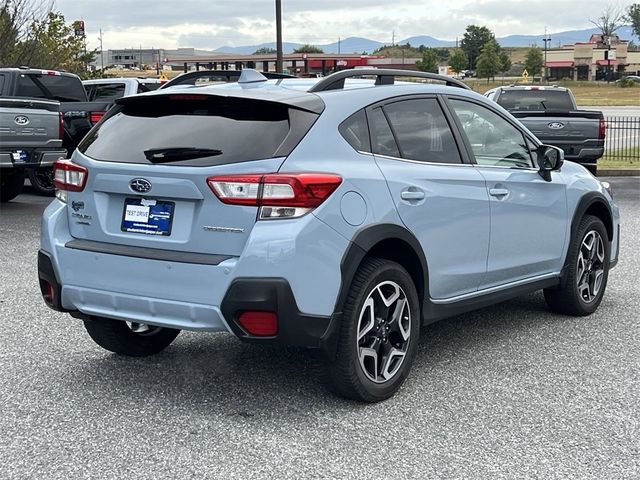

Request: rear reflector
left=237, top=311, right=278, bottom=336
left=53, top=159, right=88, bottom=193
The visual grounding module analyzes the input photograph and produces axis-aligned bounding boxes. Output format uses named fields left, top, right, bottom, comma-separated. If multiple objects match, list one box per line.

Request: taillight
left=90, top=111, right=105, bottom=125
left=599, top=118, right=606, bottom=140
left=53, top=159, right=88, bottom=202
left=58, top=112, right=64, bottom=140
left=207, top=173, right=342, bottom=219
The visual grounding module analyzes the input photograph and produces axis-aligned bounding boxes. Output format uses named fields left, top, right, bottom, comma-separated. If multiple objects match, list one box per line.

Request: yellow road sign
left=159, top=72, right=168, bottom=81
left=522, top=69, right=529, bottom=80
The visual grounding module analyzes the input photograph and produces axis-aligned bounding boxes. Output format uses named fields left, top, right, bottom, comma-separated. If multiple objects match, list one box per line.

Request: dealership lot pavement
left=1, top=178, right=638, bottom=480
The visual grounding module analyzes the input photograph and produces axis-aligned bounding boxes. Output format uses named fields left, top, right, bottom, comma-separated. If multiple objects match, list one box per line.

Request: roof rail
left=308, top=68, right=471, bottom=93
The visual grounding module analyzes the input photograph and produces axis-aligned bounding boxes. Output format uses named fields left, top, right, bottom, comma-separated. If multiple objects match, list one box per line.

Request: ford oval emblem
left=130, top=178, right=152, bottom=193
left=548, top=122, right=565, bottom=130
left=14, top=115, right=29, bottom=126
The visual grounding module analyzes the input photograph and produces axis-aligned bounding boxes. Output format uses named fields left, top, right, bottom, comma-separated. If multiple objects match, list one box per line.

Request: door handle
left=401, top=190, right=425, bottom=201
left=489, top=188, right=509, bottom=197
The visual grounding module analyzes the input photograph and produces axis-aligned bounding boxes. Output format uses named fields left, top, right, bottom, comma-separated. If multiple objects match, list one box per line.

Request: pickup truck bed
left=509, top=109, right=605, bottom=163
left=485, top=86, right=605, bottom=173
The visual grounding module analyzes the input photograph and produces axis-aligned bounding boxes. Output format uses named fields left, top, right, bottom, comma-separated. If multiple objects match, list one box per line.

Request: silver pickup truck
left=0, top=97, right=66, bottom=202
left=485, top=86, right=605, bottom=174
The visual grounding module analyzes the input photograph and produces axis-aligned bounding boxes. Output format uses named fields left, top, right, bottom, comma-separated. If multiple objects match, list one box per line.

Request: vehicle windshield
left=496, top=90, right=574, bottom=111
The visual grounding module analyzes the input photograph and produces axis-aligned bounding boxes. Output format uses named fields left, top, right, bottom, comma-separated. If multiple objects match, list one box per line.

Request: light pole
left=542, top=27, right=551, bottom=82
left=275, top=0, right=283, bottom=73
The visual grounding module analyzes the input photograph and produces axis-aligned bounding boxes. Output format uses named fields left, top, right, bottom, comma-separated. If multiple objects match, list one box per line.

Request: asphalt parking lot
left=1, top=178, right=638, bottom=480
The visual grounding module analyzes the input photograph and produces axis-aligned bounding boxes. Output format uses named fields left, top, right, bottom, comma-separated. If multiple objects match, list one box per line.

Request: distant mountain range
left=214, top=26, right=636, bottom=54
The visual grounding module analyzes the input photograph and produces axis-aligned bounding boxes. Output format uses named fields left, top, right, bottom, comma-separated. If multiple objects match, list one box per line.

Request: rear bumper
left=38, top=249, right=337, bottom=349
left=563, top=147, right=604, bottom=164
left=39, top=198, right=347, bottom=350
left=0, top=149, right=66, bottom=168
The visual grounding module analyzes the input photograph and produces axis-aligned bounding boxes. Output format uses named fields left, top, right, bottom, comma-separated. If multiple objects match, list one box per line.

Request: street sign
left=522, top=69, right=529, bottom=80
left=73, top=20, right=85, bottom=37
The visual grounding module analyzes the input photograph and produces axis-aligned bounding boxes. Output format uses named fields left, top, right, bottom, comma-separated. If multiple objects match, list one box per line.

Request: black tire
left=83, top=316, right=180, bottom=357
left=544, top=215, right=610, bottom=316
left=27, top=167, right=55, bottom=196
left=0, top=169, right=25, bottom=202
left=322, top=258, right=421, bottom=402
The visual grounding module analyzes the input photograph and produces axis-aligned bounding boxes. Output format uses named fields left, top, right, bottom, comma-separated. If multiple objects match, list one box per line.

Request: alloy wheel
left=356, top=281, right=411, bottom=383
left=576, top=230, right=605, bottom=303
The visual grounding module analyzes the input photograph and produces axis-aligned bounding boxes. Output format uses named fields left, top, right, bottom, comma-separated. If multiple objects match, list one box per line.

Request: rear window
left=496, top=90, right=574, bottom=111
left=16, top=73, right=86, bottom=102
left=78, top=94, right=319, bottom=167
left=87, top=83, right=126, bottom=101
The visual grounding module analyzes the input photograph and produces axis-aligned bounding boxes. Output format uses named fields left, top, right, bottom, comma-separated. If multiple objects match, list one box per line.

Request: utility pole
left=392, top=31, right=395, bottom=46
left=99, top=29, right=104, bottom=71
left=275, top=0, right=283, bottom=73
left=338, top=37, right=341, bottom=54
left=542, top=27, right=551, bottom=82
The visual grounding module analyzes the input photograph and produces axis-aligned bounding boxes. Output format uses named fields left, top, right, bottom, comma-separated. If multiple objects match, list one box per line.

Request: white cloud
left=54, top=0, right=631, bottom=50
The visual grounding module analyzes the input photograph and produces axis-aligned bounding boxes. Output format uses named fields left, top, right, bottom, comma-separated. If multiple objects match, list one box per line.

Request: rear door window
left=78, top=94, right=319, bottom=167
left=383, top=99, right=462, bottom=164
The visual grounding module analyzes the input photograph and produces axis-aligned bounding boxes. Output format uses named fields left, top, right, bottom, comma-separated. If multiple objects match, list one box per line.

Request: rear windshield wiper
left=144, top=147, right=223, bottom=163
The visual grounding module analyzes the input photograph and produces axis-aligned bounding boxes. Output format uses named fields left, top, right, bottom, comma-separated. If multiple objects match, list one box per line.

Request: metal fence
left=604, top=116, right=640, bottom=164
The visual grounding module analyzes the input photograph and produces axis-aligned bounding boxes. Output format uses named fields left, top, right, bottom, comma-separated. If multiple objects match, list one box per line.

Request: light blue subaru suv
left=39, top=69, right=620, bottom=402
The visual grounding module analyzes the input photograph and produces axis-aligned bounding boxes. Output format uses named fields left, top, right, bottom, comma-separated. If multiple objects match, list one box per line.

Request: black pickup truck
left=485, top=86, right=605, bottom=174
left=0, top=68, right=111, bottom=194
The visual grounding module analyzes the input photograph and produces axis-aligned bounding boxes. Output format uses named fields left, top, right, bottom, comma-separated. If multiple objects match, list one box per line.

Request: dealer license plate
left=121, top=198, right=174, bottom=236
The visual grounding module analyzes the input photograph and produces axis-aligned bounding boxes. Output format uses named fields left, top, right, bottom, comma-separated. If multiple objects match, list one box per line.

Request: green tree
left=293, top=44, right=324, bottom=53
left=524, top=46, right=544, bottom=79
left=448, top=49, right=468, bottom=73
left=433, top=47, right=450, bottom=62
left=0, top=0, right=53, bottom=66
left=476, top=39, right=501, bottom=81
left=499, top=50, right=512, bottom=74
left=253, top=47, right=277, bottom=54
left=460, top=25, right=494, bottom=69
left=627, top=3, right=640, bottom=39
left=20, top=12, right=94, bottom=74
left=415, top=48, right=438, bottom=73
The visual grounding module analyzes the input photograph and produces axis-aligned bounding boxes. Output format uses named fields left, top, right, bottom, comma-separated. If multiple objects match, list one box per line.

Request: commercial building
left=545, top=34, right=640, bottom=81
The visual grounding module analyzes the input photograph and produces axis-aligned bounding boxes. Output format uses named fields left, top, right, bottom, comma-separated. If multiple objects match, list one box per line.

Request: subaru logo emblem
left=548, top=122, right=565, bottom=130
left=130, top=178, right=152, bottom=193
left=14, top=115, right=29, bottom=126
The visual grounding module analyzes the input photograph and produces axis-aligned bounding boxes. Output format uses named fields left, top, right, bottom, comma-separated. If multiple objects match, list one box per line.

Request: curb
left=597, top=169, right=640, bottom=177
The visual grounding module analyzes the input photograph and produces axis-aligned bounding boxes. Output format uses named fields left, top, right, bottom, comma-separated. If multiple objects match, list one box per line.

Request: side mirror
left=537, top=145, right=564, bottom=181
